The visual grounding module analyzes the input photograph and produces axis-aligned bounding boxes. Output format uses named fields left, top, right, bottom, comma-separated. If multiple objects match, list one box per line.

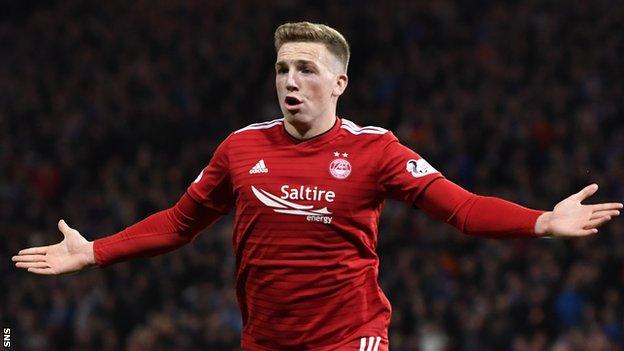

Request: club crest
left=329, top=158, right=352, bottom=179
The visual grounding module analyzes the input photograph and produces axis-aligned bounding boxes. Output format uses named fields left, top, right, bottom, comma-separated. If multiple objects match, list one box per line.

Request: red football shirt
left=187, top=117, right=443, bottom=350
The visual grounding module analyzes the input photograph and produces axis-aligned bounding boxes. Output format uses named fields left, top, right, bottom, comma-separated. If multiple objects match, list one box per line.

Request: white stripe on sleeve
left=359, top=337, right=366, bottom=351
left=373, top=336, right=381, bottom=351
left=366, top=336, right=375, bottom=351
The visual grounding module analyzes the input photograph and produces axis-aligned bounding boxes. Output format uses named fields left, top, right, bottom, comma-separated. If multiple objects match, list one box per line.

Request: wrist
left=82, top=241, right=97, bottom=267
left=534, top=212, right=552, bottom=237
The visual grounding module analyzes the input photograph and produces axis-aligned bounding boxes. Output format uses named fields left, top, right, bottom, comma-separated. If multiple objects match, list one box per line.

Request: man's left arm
left=415, top=179, right=622, bottom=238
left=377, top=132, right=622, bottom=237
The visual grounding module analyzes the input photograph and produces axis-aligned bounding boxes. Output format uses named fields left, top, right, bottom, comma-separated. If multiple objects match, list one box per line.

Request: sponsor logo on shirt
left=406, top=159, right=437, bottom=178
left=251, top=185, right=334, bottom=224
left=249, top=159, right=269, bottom=174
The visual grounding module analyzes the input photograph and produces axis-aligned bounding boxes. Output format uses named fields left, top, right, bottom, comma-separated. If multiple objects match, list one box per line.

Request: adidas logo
left=249, top=159, right=269, bottom=174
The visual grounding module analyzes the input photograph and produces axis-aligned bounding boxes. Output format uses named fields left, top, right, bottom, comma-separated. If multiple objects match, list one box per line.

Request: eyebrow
left=275, top=59, right=317, bottom=68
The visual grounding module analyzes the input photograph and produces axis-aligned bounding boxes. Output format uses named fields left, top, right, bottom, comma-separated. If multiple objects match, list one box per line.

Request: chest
left=229, top=147, right=381, bottom=218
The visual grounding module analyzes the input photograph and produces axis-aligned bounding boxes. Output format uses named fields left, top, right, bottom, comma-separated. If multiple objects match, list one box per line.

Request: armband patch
left=406, top=159, right=437, bottom=178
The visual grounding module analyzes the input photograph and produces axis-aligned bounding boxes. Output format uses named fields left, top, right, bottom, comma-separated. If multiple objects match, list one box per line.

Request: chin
left=283, top=111, right=311, bottom=124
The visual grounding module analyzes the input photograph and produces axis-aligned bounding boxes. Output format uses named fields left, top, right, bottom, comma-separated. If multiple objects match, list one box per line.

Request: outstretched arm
left=416, top=179, right=622, bottom=238
left=12, top=192, right=222, bottom=274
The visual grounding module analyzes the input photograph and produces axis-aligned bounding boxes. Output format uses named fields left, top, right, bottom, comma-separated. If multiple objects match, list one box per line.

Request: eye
left=301, top=67, right=314, bottom=74
left=276, top=67, right=288, bottom=74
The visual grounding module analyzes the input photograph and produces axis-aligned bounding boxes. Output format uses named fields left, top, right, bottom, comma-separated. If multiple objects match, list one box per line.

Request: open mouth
left=284, top=96, right=303, bottom=110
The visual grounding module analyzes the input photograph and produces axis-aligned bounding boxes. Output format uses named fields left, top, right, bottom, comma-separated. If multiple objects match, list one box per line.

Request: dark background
left=1, top=1, right=623, bottom=350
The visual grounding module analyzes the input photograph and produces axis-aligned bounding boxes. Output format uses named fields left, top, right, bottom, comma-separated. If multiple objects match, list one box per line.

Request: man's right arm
left=95, top=136, right=235, bottom=266
left=94, top=192, right=223, bottom=266
left=14, top=136, right=234, bottom=274
left=12, top=192, right=223, bottom=274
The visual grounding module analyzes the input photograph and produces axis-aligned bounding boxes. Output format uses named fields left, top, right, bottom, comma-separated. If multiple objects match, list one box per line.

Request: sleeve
left=378, top=132, right=444, bottom=203
left=186, top=136, right=235, bottom=214
left=93, top=193, right=223, bottom=267
left=415, top=178, right=544, bottom=238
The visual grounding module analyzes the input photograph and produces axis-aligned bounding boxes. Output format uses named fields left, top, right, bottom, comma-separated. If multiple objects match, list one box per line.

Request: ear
left=332, top=73, right=348, bottom=97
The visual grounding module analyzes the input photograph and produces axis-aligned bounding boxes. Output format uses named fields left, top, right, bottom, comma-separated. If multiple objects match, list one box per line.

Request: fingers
left=13, top=254, right=49, bottom=270
left=12, top=254, right=46, bottom=262
left=584, top=216, right=613, bottom=230
left=15, top=261, right=50, bottom=269
left=590, top=203, right=624, bottom=212
left=27, top=267, right=56, bottom=275
left=576, top=228, right=599, bottom=236
left=17, top=246, right=48, bottom=255
left=590, top=210, right=620, bottom=220
left=58, top=219, right=71, bottom=237
left=571, top=184, right=599, bottom=202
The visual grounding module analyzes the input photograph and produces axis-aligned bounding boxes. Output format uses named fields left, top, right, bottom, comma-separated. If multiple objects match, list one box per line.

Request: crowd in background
left=1, top=0, right=623, bottom=350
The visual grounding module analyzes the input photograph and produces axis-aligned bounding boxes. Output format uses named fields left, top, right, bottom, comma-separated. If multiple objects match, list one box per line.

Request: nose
left=286, top=71, right=298, bottom=91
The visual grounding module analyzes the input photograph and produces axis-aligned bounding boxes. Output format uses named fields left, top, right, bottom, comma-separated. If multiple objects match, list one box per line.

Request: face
left=275, top=42, right=348, bottom=126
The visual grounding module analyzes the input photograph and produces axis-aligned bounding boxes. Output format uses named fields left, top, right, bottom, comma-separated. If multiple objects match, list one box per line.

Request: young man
left=13, top=22, right=622, bottom=351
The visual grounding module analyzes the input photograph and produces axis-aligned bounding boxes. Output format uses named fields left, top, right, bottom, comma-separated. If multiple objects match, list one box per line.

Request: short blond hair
left=274, top=22, right=350, bottom=73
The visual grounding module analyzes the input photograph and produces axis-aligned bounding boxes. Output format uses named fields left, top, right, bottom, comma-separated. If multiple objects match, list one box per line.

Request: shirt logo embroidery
left=406, top=159, right=437, bottom=178
left=329, top=158, right=351, bottom=179
left=251, top=185, right=333, bottom=224
left=249, top=159, right=269, bottom=174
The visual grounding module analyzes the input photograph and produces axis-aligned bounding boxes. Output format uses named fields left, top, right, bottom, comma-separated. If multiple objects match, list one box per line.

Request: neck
left=283, top=114, right=337, bottom=140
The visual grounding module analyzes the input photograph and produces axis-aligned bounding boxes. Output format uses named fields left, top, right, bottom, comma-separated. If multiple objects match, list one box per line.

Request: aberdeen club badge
left=329, top=158, right=351, bottom=179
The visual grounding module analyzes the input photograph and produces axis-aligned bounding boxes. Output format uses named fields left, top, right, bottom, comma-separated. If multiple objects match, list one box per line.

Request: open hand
left=535, top=184, right=623, bottom=237
left=12, top=220, right=96, bottom=275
